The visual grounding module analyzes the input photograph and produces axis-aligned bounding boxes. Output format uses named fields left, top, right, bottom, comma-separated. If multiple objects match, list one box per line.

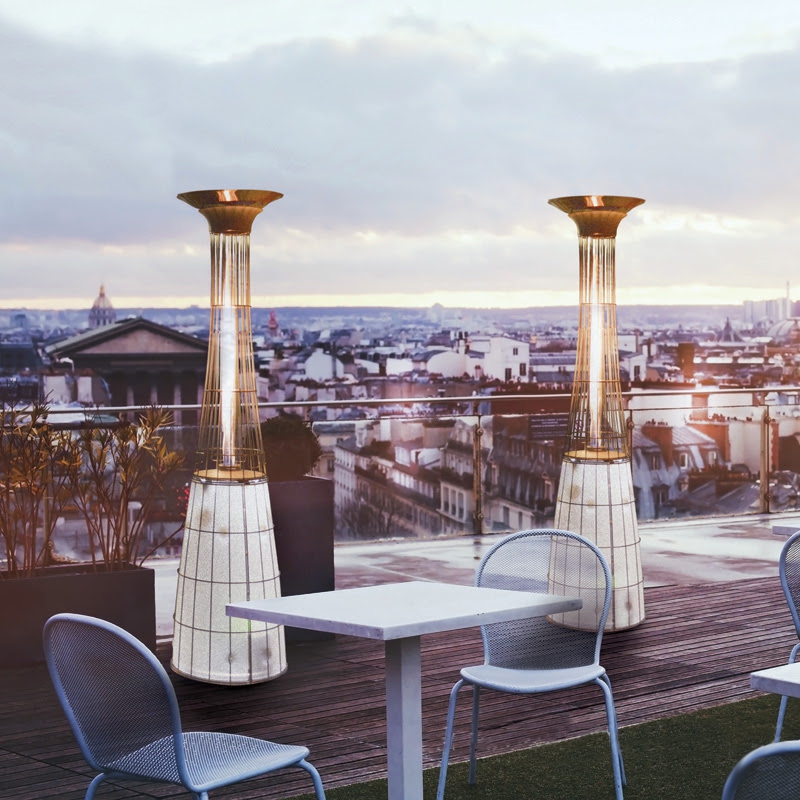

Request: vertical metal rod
left=472, top=419, right=484, bottom=537
left=760, top=407, right=772, bottom=514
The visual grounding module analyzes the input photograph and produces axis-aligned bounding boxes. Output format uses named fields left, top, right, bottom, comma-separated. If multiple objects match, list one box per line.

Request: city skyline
left=1, top=1, right=799, bottom=309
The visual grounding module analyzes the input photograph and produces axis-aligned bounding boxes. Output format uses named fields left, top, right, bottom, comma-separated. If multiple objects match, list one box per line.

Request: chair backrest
left=475, top=529, right=610, bottom=670
left=43, top=613, right=186, bottom=781
left=722, top=740, right=800, bottom=799
left=780, top=530, right=800, bottom=639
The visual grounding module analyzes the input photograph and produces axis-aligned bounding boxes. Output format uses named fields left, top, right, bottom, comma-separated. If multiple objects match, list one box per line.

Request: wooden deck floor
left=0, top=577, right=796, bottom=800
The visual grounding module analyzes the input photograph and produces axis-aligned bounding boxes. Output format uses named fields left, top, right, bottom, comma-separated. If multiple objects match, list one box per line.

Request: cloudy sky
left=2, top=0, right=800, bottom=310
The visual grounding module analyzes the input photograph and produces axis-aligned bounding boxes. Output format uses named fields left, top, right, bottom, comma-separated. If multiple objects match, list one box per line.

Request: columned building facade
left=45, top=317, right=207, bottom=425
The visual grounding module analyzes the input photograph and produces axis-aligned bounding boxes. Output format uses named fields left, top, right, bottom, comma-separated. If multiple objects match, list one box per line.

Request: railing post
left=760, top=407, right=772, bottom=514
left=626, top=413, right=635, bottom=476
left=472, top=420, right=484, bottom=537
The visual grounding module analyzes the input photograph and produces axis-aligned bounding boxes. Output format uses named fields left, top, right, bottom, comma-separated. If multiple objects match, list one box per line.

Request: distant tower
left=88, top=285, right=116, bottom=329
left=267, top=309, right=280, bottom=337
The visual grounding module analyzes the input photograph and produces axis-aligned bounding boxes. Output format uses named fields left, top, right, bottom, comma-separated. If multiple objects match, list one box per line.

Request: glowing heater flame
left=589, top=302, right=603, bottom=448
left=219, top=271, right=237, bottom=468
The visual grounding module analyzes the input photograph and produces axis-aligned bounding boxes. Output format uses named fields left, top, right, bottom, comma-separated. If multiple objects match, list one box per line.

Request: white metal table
left=227, top=580, right=582, bottom=800
left=751, top=662, right=800, bottom=697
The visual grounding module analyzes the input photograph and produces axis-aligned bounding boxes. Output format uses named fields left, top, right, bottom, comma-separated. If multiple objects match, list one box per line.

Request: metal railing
left=34, top=384, right=800, bottom=545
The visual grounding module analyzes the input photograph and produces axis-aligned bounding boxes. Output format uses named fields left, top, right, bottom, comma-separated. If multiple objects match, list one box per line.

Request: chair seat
left=185, top=733, right=311, bottom=791
left=109, top=732, right=311, bottom=791
left=461, top=662, right=606, bottom=693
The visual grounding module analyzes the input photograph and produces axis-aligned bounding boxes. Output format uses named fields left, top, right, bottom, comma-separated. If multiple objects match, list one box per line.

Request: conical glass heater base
left=172, top=477, right=286, bottom=685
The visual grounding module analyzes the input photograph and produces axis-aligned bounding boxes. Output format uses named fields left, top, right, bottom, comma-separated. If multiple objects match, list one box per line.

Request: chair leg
left=298, top=759, right=327, bottom=800
left=85, top=773, right=106, bottom=800
left=437, top=678, right=466, bottom=800
left=468, top=685, right=481, bottom=785
left=596, top=675, right=625, bottom=800
left=599, top=673, right=626, bottom=785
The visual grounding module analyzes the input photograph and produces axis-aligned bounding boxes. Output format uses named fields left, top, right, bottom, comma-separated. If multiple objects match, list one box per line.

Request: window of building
left=505, top=367, right=512, bottom=381
left=678, top=452, right=689, bottom=469
left=648, top=453, right=660, bottom=470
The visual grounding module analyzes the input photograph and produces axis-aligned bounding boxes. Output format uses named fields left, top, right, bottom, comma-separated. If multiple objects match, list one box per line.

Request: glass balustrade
left=9, top=385, right=800, bottom=557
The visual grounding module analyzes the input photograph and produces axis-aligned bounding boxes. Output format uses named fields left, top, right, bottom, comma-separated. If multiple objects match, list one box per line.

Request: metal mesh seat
left=722, top=740, right=800, bottom=799
left=775, top=531, right=800, bottom=742
left=436, top=529, right=625, bottom=800
left=44, top=613, right=326, bottom=800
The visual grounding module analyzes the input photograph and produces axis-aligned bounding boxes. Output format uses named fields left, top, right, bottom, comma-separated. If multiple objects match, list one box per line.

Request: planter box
left=0, top=563, right=156, bottom=666
left=269, top=476, right=335, bottom=643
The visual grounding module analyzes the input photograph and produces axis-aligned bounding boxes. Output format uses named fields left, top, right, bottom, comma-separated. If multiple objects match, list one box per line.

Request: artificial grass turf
left=295, top=693, right=800, bottom=800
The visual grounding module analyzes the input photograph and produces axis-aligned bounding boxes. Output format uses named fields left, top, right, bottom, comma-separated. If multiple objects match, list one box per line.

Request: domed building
left=764, top=318, right=800, bottom=383
left=767, top=318, right=800, bottom=347
left=88, top=284, right=116, bottom=329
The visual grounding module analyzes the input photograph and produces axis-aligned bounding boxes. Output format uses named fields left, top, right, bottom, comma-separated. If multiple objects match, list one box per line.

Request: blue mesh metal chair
left=722, top=740, right=800, bottom=799
left=775, top=530, right=800, bottom=742
left=436, top=529, right=625, bottom=800
left=43, top=613, right=326, bottom=800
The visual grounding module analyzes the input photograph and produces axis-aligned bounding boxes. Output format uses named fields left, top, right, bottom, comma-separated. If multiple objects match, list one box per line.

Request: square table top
left=227, top=580, right=582, bottom=641
left=751, top=662, right=800, bottom=698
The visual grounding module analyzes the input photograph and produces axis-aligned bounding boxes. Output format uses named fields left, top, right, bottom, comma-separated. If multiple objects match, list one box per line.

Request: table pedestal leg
left=385, top=636, right=422, bottom=800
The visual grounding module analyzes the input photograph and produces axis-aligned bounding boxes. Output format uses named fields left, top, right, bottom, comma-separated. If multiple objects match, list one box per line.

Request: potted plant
left=262, top=411, right=323, bottom=482
left=0, top=403, right=184, bottom=664
left=69, top=406, right=185, bottom=569
left=0, top=402, right=79, bottom=578
left=261, top=413, right=334, bottom=641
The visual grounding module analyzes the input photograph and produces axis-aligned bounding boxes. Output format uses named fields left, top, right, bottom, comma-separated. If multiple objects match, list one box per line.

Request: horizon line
left=0, top=285, right=794, bottom=312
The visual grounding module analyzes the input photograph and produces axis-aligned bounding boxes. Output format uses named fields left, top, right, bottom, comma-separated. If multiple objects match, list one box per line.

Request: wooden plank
left=0, top=576, right=796, bottom=799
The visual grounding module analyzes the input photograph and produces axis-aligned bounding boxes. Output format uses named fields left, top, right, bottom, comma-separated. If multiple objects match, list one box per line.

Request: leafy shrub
left=260, top=413, right=322, bottom=482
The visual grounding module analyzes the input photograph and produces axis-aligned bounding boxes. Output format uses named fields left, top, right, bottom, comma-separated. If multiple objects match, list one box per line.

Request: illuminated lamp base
left=553, top=458, right=644, bottom=631
left=564, top=448, right=628, bottom=462
left=171, top=476, right=286, bottom=685
left=196, top=467, right=268, bottom=482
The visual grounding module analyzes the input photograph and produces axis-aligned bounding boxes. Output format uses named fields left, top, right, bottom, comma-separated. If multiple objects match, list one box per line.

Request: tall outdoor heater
left=172, top=189, right=286, bottom=685
left=549, top=195, right=645, bottom=631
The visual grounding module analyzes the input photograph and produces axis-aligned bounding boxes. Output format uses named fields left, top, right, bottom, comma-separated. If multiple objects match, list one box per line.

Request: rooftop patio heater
left=549, top=195, right=645, bottom=631
left=171, top=189, right=286, bottom=684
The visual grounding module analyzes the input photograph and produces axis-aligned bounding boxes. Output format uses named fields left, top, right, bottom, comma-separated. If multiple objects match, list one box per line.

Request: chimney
left=676, top=342, right=695, bottom=378
left=642, top=423, right=674, bottom=467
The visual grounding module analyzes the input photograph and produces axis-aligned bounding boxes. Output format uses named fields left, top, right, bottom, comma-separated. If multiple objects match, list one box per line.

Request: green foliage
left=0, top=403, right=185, bottom=577
left=69, top=406, right=185, bottom=570
left=0, top=401, right=81, bottom=578
left=260, top=413, right=322, bottom=482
